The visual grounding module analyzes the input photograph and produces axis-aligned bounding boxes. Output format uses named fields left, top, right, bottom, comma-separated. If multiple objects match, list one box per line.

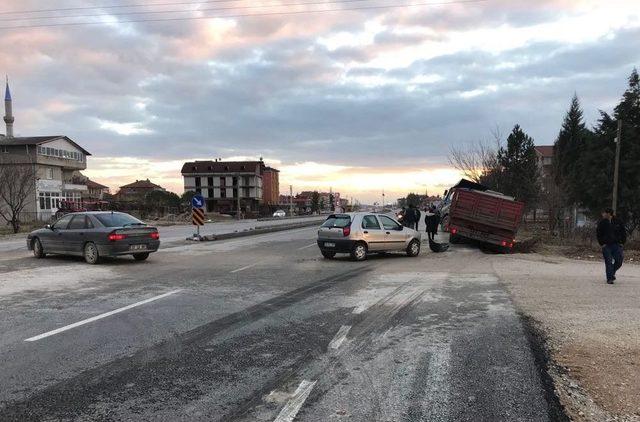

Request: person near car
left=414, top=207, right=421, bottom=230
left=425, top=206, right=440, bottom=241
left=402, top=206, right=414, bottom=228
left=596, top=207, right=626, bottom=284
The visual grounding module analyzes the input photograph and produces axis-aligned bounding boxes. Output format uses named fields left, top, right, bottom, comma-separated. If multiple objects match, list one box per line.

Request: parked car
left=273, top=209, right=286, bottom=218
left=317, top=212, right=422, bottom=261
left=27, top=211, right=160, bottom=264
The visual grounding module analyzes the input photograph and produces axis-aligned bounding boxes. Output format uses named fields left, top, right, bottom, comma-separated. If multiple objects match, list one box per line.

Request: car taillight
left=501, top=240, right=507, bottom=247
left=451, top=228, right=457, bottom=235
left=108, top=232, right=127, bottom=242
left=342, top=225, right=351, bottom=236
left=150, top=232, right=160, bottom=240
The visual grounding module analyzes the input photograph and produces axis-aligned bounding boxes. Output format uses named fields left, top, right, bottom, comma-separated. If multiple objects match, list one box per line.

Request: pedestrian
left=596, top=207, right=626, bottom=284
left=414, top=207, right=422, bottom=230
left=404, top=204, right=416, bottom=228
left=398, top=207, right=407, bottom=226
left=425, top=206, right=440, bottom=241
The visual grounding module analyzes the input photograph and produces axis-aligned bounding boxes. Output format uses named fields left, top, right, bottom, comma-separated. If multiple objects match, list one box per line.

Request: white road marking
left=352, top=304, right=368, bottom=314
left=297, top=243, right=317, bottom=250
left=328, top=325, right=351, bottom=349
left=230, top=263, right=259, bottom=273
left=24, top=290, right=182, bottom=342
left=274, top=380, right=317, bottom=422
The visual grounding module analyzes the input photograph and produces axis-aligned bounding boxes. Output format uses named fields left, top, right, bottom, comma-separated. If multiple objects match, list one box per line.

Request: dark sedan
left=27, top=212, right=160, bottom=264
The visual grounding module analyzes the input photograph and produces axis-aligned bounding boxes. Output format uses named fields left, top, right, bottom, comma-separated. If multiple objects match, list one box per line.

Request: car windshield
left=95, top=213, right=145, bottom=228
left=321, top=215, right=351, bottom=228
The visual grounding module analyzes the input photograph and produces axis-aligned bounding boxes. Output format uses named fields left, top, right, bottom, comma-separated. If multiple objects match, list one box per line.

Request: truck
left=439, top=179, right=525, bottom=250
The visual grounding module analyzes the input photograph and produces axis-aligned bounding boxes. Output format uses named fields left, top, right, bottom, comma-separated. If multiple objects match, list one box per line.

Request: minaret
left=4, top=77, right=14, bottom=137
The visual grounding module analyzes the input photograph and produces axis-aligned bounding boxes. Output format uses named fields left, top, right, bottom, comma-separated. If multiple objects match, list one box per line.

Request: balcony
left=63, top=181, right=88, bottom=192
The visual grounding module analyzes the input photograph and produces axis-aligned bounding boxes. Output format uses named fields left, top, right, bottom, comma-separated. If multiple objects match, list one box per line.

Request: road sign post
left=191, top=194, right=205, bottom=238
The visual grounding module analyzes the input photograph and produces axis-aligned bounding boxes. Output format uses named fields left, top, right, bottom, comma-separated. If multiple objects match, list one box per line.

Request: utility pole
left=613, top=119, right=622, bottom=214
left=382, top=189, right=385, bottom=210
left=289, top=185, right=293, bottom=216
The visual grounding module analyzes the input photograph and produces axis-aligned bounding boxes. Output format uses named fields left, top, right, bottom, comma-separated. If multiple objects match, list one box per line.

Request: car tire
left=406, top=239, right=421, bottom=257
left=32, top=238, right=46, bottom=258
left=321, top=251, right=336, bottom=259
left=133, top=253, right=150, bottom=261
left=83, top=242, right=100, bottom=265
left=350, top=242, right=368, bottom=261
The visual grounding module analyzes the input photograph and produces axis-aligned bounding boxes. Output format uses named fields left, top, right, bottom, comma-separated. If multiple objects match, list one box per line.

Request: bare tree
left=448, top=127, right=503, bottom=184
left=0, top=157, right=37, bottom=233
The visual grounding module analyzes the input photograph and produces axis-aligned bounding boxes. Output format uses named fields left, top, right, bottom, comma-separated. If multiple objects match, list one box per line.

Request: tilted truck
left=439, top=179, right=525, bottom=250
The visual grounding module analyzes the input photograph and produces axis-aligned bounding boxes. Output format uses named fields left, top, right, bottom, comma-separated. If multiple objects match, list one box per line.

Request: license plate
left=129, top=244, right=146, bottom=251
left=324, top=242, right=336, bottom=248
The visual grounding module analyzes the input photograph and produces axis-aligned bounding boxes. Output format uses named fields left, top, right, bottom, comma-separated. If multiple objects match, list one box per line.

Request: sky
left=0, top=0, right=639, bottom=203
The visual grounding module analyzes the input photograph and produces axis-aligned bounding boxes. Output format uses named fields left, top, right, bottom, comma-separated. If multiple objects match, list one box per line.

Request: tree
left=496, top=125, right=541, bottom=211
left=553, top=94, right=592, bottom=206
left=0, top=158, right=37, bottom=233
left=405, top=193, right=420, bottom=207
left=311, top=191, right=320, bottom=213
left=449, top=139, right=501, bottom=184
left=181, top=190, right=195, bottom=205
left=577, top=69, right=640, bottom=233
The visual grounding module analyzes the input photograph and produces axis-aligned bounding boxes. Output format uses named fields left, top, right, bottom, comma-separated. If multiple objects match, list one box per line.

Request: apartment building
left=182, top=160, right=279, bottom=215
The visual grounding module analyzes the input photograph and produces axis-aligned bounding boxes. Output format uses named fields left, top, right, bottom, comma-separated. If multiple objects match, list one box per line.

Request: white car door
left=378, top=215, right=407, bottom=251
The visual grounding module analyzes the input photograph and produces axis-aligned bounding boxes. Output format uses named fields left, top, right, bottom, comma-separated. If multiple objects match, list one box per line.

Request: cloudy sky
left=0, top=0, right=639, bottom=202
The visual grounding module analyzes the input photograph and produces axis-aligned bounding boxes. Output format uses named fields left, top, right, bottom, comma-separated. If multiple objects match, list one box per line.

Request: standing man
left=404, top=205, right=415, bottom=228
left=596, top=208, right=626, bottom=284
left=414, top=207, right=422, bottom=231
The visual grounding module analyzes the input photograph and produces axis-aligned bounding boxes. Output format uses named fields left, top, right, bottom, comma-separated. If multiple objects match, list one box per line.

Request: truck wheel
left=406, top=239, right=420, bottom=257
left=449, top=233, right=461, bottom=244
left=350, top=242, right=368, bottom=261
left=321, top=251, right=336, bottom=259
left=32, top=238, right=46, bottom=258
left=83, top=242, right=100, bottom=265
left=133, top=253, right=150, bottom=261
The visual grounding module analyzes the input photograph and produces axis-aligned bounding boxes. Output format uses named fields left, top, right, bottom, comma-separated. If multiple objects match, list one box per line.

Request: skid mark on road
left=24, top=290, right=182, bottom=342
left=297, top=243, right=317, bottom=250
left=274, top=380, right=317, bottom=422
left=230, top=263, right=260, bottom=273
left=0, top=264, right=115, bottom=296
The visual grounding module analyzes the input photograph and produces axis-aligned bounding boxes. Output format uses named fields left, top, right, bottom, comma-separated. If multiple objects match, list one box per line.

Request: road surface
left=0, top=226, right=561, bottom=421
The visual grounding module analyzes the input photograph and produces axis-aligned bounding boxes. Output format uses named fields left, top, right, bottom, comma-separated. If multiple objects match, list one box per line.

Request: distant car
left=273, top=209, right=286, bottom=218
left=27, top=212, right=160, bottom=264
left=317, top=212, right=422, bottom=261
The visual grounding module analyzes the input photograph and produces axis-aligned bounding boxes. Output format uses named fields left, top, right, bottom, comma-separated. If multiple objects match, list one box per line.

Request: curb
left=186, top=219, right=324, bottom=242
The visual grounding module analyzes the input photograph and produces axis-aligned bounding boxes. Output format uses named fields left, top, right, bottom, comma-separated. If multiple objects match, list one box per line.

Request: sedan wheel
left=83, top=242, right=100, bottom=265
left=407, top=239, right=421, bottom=257
left=32, top=238, right=45, bottom=258
left=133, top=253, right=150, bottom=261
left=350, top=243, right=367, bottom=261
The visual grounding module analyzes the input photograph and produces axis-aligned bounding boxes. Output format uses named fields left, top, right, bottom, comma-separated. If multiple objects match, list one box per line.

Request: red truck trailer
left=447, top=188, right=525, bottom=250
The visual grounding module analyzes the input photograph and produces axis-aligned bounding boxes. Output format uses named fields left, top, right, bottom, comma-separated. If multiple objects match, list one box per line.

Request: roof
left=534, top=145, right=554, bottom=158
left=0, top=135, right=92, bottom=155
left=181, top=160, right=264, bottom=174
left=119, top=179, right=163, bottom=189
left=86, top=179, right=109, bottom=190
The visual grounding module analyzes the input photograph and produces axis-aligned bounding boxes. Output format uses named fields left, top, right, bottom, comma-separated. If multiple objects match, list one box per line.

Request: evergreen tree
left=496, top=125, right=541, bottom=211
left=552, top=94, right=591, bottom=205
left=577, top=69, right=640, bottom=232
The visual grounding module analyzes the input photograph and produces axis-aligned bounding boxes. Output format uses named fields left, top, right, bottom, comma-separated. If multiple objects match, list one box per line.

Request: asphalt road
left=0, top=226, right=559, bottom=421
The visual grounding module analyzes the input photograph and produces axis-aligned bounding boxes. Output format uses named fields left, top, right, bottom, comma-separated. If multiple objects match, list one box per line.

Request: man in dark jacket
left=414, top=208, right=422, bottom=230
left=596, top=208, right=625, bottom=284
left=404, top=205, right=416, bottom=228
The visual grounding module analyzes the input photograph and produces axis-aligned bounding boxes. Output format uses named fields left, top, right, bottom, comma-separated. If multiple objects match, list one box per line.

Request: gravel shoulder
left=493, top=253, right=640, bottom=422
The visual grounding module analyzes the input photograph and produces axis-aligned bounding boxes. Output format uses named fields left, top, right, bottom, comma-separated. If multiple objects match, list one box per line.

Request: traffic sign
left=191, top=194, right=204, bottom=209
left=192, top=208, right=205, bottom=226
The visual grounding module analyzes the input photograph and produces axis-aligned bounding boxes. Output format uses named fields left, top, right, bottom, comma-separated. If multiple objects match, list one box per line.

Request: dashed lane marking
left=328, top=325, right=351, bottom=349
left=24, top=290, right=182, bottom=342
left=230, top=263, right=259, bottom=273
left=274, top=380, right=317, bottom=422
left=297, top=243, right=317, bottom=250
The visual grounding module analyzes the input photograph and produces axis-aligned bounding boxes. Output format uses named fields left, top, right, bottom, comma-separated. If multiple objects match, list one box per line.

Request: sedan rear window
left=321, top=215, right=351, bottom=228
left=95, top=213, right=145, bottom=228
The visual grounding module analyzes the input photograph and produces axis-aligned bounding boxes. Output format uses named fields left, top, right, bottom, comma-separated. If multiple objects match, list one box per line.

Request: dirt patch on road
left=494, top=255, right=640, bottom=421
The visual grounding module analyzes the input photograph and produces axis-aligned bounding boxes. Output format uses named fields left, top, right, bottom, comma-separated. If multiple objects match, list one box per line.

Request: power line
left=0, top=0, right=379, bottom=22
left=0, top=0, right=248, bottom=16
left=0, top=0, right=489, bottom=30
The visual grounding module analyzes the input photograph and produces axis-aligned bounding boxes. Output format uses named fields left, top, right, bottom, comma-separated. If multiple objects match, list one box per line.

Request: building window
left=207, top=177, right=213, bottom=187
left=208, top=188, right=213, bottom=198
left=220, top=177, right=226, bottom=187
left=220, top=189, right=226, bottom=198
left=46, top=168, right=54, bottom=180
left=195, top=177, right=201, bottom=188
left=195, top=188, right=202, bottom=195
left=1, top=146, right=8, bottom=153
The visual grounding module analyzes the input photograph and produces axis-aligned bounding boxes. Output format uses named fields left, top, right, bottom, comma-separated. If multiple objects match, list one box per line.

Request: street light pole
left=613, top=119, right=622, bottom=214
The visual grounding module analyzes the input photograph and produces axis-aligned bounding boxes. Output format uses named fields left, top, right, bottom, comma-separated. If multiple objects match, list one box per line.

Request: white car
left=273, top=210, right=286, bottom=218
